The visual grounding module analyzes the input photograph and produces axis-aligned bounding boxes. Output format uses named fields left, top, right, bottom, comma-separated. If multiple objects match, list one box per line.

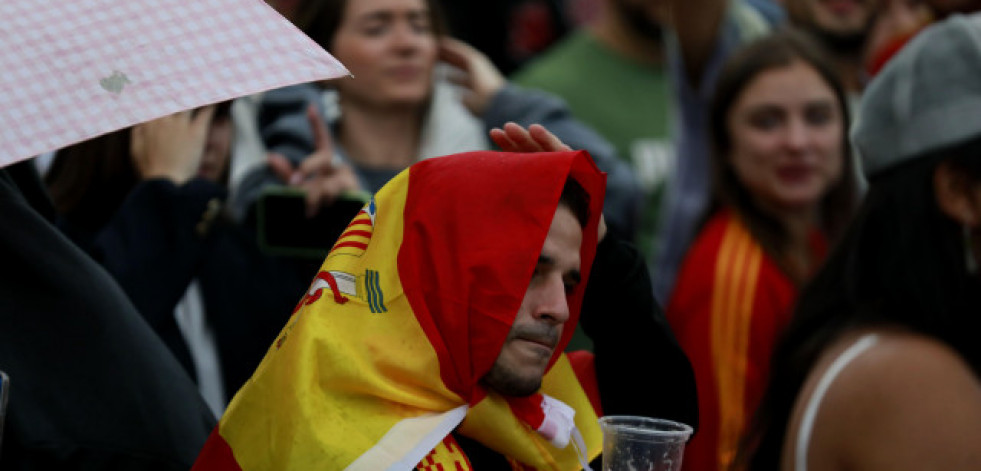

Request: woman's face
left=197, top=116, right=232, bottom=183
left=726, top=60, right=845, bottom=213
left=331, top=0, right=438, bottom=109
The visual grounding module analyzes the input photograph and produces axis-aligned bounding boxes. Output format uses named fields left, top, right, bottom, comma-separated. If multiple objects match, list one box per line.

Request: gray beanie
left=852, top=13, right=981, bottom=177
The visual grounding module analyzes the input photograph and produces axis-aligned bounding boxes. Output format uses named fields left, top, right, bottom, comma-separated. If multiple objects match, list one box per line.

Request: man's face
left=787, top=0, right=877, bottom=50
left=482, top=205, right=584, bottom=397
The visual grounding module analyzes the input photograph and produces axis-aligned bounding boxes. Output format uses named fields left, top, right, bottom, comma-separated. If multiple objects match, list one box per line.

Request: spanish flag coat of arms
left=192, top=150, right=606, bottom=470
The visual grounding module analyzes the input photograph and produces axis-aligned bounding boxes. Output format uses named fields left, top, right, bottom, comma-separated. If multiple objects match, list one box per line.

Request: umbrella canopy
left=0, top=0, right=348, bottom=167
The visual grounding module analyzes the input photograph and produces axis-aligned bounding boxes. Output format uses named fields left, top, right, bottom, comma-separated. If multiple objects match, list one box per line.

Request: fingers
left=490, top=123, right=542, bottom=152
left=504, top=122, right=546, bottom=152
left=440, top=37, right=505, bottom=116
left=438, top=37, right=472, bottom=70
left=528, top=124, right=572, bottom=152
left=303, top=183, right=325, bottom=219
left=489, top=128, right=518, bottom=152
left=192, top=105, right=217, bottom=133
left=306, top=104, right=333, bottom=155
left=490, top=122, right=573, bottom=154
left=267, top=153, right=297, bottom=183
left=299, top=166, right=362, bottom=218
left=295, top=151, right=335, bottom=180
left=443, top=66, right=472, bottom=90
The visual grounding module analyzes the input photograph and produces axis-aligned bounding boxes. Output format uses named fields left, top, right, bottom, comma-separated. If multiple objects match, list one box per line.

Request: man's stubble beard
left=481, top=322, right=559, bottom=397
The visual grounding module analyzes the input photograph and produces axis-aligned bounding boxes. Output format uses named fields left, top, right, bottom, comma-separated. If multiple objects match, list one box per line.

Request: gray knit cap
left=852, top=13, right=981, bottom=177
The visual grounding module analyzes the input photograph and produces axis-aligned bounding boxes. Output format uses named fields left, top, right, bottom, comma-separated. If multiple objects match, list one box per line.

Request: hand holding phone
left=267, top=105, right=363, bottom=217
left=257, top=187, right=368, bottom=259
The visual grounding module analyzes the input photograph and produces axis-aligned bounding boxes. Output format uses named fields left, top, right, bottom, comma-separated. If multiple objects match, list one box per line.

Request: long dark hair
left=302, top=0, right=448, bottom=52
left=45, top=102, right=232, bottom=232
left=738, top=134, right=981, bottom=469
left=709, top=29, right=859, bottom=281
left=45, top=128, right=137, bottom=233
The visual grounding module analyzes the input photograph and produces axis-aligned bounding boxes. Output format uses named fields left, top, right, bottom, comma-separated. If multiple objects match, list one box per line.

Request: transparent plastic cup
left=598, top=416, right=693, bottom=471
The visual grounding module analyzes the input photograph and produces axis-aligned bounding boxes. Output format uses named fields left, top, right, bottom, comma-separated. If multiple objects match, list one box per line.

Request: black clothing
left=0, top=166, right=214, bottom=470
left=581, top=235, right=699, bottom=430
left=59, top=177, right=309, bottom=401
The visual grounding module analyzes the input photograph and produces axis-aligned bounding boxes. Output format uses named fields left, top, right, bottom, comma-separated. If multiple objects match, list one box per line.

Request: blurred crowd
left=2, top=0, right=981, bottom=469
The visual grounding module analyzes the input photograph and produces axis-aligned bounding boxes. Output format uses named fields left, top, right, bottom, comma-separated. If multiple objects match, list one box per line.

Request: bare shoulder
left=809, top=330, right=981, bottom=470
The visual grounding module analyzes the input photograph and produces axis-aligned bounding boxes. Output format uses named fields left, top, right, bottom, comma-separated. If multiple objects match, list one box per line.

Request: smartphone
left=257, top=187, right=369, bottom=259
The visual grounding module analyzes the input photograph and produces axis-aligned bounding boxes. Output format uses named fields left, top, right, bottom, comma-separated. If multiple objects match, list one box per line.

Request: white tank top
left=795, top=334, right=880, bottom=471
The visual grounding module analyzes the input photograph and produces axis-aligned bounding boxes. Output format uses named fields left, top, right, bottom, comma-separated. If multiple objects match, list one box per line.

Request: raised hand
left=488, top=122, right=607, bottom=240
left=489, top=122, right=573, bottom=153
left=131, top=106, right=215, bottom=184
left=267, top=104, right=363, bottom=217
left=439, top=37, right=507, bottom=116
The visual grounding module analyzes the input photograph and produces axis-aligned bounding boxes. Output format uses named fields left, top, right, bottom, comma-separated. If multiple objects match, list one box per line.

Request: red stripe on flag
left=190, top=426, right=244, bottom=471
left=347, top=218, right=372, bottom=225
left=333, top=241, right=368, bottom=250
left=346, top=212, right=371, bottom=226
left=339, top=229, right=372, bottom=240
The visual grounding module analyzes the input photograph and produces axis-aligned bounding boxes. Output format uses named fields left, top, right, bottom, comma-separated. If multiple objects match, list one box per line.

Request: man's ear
left=934, top=161, right=981, bottom=227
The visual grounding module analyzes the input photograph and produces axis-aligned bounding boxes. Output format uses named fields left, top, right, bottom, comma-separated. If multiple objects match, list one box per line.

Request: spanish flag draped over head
left=193, top=150, right=606, bottom=470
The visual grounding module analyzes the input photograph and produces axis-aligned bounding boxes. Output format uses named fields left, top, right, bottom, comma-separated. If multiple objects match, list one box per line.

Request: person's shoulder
left=810, top=330, right=981, bottom=470
left=669, top=210, right=761, bottom=306
left=826, top=330, right=977, bottom=399
left=683, top=210, right=759, bottom=269
left=727, top=0, right=773, bottom=42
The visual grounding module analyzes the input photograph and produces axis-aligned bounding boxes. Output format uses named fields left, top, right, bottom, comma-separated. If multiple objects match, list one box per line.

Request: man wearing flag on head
left=193, top=124, right=697, bottom=471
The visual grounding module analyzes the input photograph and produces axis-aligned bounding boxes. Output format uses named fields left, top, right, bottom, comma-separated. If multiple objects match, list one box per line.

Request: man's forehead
left=540, top=206, right=583, bottom=271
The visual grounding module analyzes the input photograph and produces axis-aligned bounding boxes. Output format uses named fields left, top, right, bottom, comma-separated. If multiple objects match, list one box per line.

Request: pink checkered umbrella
left=0, top=0, right=348, bottom=167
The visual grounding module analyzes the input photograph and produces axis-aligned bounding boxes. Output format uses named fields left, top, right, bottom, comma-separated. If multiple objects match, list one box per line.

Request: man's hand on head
left=490, top=123, right=572, bottom=153
left=489, top=123, right=608, bottom=242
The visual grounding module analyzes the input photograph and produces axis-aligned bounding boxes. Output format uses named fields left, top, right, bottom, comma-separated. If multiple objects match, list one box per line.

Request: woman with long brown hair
left=740, top=14, right=981, bottom=471
left=665, top=30, right=858, bottom=471
left=237, top=0, right=642, bottom=240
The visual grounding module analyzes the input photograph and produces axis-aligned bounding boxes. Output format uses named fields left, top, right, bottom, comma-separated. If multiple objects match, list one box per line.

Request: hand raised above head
left=489, top=122, right=608, bottom=241
left=489, top=122, right=572, bottom=154
left=439, top=37, right=507, bottom=117
left=130, top=106, right=215, bottom=184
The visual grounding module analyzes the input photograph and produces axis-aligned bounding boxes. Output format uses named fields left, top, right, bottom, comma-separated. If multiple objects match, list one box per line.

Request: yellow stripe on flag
left=710, top=216, right=763, bottom=469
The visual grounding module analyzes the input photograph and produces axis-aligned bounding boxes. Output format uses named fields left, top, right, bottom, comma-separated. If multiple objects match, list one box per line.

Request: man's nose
left=533, top=276, right=571, bottom=325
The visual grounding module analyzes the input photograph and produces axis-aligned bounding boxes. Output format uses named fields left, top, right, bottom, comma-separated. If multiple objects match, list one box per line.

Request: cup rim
left=598, top=415, right=694, bottom=438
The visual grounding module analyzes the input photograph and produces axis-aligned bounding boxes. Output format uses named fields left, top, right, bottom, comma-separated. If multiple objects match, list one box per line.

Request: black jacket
left=59, top=177, right=310, bottom=401
left=0, top=163, right=215, bottom=469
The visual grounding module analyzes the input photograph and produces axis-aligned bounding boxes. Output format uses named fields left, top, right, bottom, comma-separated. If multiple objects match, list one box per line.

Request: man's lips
left=517, top=336, right=556, bottom=350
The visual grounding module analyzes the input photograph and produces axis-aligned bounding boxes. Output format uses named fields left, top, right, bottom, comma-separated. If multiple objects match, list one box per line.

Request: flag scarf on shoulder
left=193, top=150, right=606, bottom=470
